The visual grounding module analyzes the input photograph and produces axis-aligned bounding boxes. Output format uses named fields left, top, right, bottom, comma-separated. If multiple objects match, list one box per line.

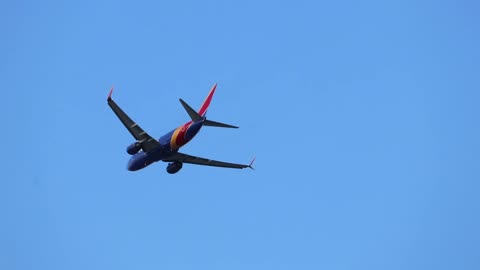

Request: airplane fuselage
left=127, top=118, right=204, bottom=171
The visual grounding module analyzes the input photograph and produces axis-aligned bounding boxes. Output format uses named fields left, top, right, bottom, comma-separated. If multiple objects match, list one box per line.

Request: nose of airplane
left=127, top=152, right=152, bottom=171
left=127, top=160, right=138, bottom=171
left=127, top=156, right=143, bottom=171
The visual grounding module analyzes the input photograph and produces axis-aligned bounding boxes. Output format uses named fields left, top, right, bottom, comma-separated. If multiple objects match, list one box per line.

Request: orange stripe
left=170, top=126, right=182, bottom=150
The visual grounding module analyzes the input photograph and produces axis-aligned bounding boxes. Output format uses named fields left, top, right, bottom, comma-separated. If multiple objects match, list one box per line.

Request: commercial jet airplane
left=107, top=83, right=254, bottom=174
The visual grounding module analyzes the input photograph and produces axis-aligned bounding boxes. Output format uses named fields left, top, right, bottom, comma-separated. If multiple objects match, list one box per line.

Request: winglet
left=107, top=86, right=114, bottom=101
left=248, top=156, right=256, bottom=170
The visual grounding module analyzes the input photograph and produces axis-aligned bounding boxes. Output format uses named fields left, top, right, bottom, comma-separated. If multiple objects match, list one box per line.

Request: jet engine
left=166, top=161, right=183, bottom=174
left=126, top=142, right=141, bottom=155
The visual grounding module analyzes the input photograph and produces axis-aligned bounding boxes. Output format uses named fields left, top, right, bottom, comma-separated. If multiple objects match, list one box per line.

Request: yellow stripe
left=170, top=126, right=182, bottom=150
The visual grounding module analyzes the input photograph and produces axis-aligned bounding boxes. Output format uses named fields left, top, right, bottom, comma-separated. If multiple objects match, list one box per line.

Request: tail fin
left=179, top=83, right=239, bottom=128
left=198, top=83, right=217, bottom=116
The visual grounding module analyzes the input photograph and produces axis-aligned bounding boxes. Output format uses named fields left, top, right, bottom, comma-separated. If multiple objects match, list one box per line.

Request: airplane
left=107, top=83, right=254, bottom=174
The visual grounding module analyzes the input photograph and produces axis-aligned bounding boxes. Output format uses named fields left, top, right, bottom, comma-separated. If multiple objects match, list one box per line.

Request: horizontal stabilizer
left=204, top=119, right=238, bottom=129
left=179, top=99, right=202, bottom=121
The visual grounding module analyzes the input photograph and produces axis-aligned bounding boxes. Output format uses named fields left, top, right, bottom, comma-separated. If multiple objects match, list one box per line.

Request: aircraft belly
left=127, top=150, right=169, bottom=171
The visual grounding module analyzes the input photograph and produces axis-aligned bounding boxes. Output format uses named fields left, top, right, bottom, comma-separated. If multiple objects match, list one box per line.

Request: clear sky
left=2, top=0, right=479, bottom=269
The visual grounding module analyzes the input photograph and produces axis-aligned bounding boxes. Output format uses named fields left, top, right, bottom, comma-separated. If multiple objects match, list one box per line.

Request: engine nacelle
left=166, top=161, right=183, bottom=174
left=126, top=142, right=141, bottom=155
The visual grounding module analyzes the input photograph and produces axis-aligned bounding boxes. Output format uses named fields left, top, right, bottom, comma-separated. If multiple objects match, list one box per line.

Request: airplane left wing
left=107, top=87, right=161, bottom=153
left=164, top=152, right=254, bottom=169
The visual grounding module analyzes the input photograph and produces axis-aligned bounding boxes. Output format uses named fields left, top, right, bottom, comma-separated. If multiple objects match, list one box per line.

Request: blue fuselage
left=127, top=119, right=204, bottom=171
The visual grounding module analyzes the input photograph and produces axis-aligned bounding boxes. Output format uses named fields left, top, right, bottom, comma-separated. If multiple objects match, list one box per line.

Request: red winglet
left=107, top=86, right=114, bottom=101
left=248, top=156, right=256, bottom=170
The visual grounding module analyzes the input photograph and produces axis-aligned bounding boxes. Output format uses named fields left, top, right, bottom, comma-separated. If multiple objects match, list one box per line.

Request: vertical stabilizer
left=198, top=83, right=217, bottom=116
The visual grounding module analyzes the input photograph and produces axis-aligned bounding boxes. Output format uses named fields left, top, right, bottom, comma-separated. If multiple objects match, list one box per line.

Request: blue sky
left=2, top=0, right=479, bottom=269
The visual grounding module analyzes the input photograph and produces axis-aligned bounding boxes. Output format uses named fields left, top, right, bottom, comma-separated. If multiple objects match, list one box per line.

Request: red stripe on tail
left=198, top=83, right=217, bottom=116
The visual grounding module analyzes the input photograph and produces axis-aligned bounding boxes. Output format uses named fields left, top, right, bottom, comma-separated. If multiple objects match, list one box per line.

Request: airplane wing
left=107, top=87, right=161, bottom=153
left=164, top=152, right=255, bottom=169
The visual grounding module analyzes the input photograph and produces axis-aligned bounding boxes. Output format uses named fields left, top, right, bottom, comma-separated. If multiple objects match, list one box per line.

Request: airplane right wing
left=107, top=87, right=161, bottom=153
left=164, top=152, right=255, bottom=169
